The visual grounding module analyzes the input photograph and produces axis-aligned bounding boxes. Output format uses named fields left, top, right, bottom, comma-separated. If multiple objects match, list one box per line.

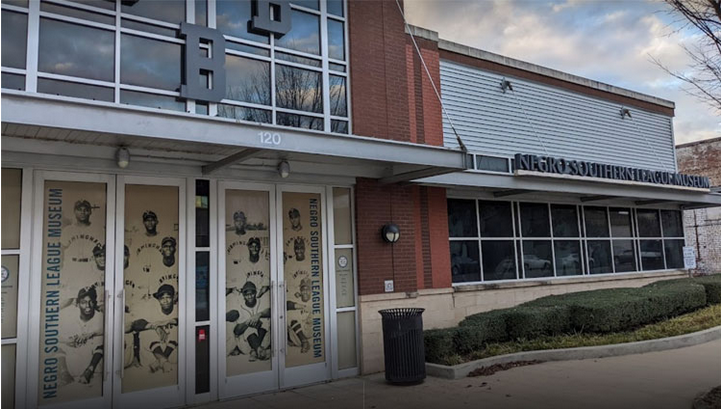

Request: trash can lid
left=378, top=308, right=425, bottom=318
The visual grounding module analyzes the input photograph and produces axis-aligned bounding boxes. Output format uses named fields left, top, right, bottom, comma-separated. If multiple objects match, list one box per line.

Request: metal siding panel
left=440, top=60, right=677, bottom=171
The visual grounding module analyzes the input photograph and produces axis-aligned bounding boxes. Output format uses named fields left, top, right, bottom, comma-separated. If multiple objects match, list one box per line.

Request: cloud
left=404, top=0, right=718, bottom=144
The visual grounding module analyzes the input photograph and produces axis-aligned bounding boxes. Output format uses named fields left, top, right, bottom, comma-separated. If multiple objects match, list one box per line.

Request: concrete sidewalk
left=200, top=338, right=721, bottom=409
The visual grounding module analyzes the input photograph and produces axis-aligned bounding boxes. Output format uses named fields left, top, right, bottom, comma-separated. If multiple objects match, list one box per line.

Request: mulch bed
left=693, top=385, right=721, bottom=409
left=467, top=360, right=544, bottom=377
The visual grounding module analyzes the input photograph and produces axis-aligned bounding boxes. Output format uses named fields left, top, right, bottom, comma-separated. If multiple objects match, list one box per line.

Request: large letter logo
left=179, top=22, right=226, bottom=103
left=251, top=0, right=291, bottom=37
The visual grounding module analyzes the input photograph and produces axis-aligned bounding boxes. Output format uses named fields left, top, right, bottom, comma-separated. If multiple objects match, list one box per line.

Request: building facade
left=1, top=1, right=720, bottom=408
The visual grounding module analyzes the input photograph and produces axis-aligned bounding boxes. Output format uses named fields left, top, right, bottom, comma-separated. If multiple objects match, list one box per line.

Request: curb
left=426, top=325, right=721, bottom=380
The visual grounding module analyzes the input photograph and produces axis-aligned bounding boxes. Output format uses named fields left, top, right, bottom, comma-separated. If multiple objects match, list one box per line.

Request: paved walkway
left=200, top=339, right=721, bottom=409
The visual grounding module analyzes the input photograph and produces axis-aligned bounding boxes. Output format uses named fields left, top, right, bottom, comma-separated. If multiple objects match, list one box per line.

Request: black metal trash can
left=379, top=308, right=426, bottom=384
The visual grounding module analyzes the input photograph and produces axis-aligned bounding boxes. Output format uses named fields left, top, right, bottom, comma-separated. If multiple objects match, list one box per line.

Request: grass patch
left=438, top=304, right=721, bottom=365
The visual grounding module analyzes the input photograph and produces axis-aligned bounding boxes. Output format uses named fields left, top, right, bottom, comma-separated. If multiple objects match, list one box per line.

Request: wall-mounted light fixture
left=620, top=107, right=632, bottom=119
left=381, top=223, right=400, bottom=243
left=500, top=78, right=513, bottom=93
left=116, top=147, right=130, bottom=169
left=277, top=160, right=290, bottom=178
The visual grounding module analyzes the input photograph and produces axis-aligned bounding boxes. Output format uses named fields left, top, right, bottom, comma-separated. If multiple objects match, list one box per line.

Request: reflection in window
left=121, top=34, right=181, bottom=91
left=609, top=208, right=633, bottom=237
left=327, top=0, right=344, bottom=17
left=551, top=205, right=578, bottom=237
left=661, top=210, right=683, bottom=237
left=450, top=241, right=480, bottom=283
left=328, top=19, right=345, bottom=60
left=447, top=199, right=477, bottom=238
left=478, top=201, right=513, bottom=237
left=522, top=240, right=553, bottom=278
left=41, top=2, right=115, bottom=25
left=276, top=51, right=321, bottom=67
left=331, top=120, right=348, bottom=134
left=329, top=62, right=346, bottom=72
left=196, top=0, right=207, bottom=26
left=482, top=241, right=516, bottom=281
left=226, top=42, right=270, bottom=57
left=120, top=90, right=185, bottom=111
left=196, top=252, right=210, bottom=321
left=584, top=207, right=609, bottom=237
left=2, top=11, right=27, bottom=69
left=225, top=55, right=271, bottom=105
left=613, top=240, right=636, bottom=272
left=329, top=75, right=347, bottom=117
left=520, top=203, right=550, bottom=237
left=275, top=65, right=322, bottom=113
left=1, top=73, right=25, bottom=91
left=276, top=112, right=323, bottom=130
left=275, top=10, right=320, bottom=55
left=640, top=240, right=664, bottom=270
left=216, top=0, right=269, bottom=44
left=555, top=240, right=582, bottom=276
left=38, top=78, right=114, bottom=102
left=217, top=104, right=271, bottom=123
left=121, top=19, right=179, bottom=38
left=664, top=239, right=684, bottom=269
left=121, top=0, right=185, bottom=23
left=66, top=0, right=115, bottom=10
left=637, top=209, right=661, bottom=237
left=39, top=18, right=114, bottom=81
left=292, top=0, right=319, bottom=10
left=587, top=240, right=612, bottom=274
left=476, top=156, right=509, bottom=172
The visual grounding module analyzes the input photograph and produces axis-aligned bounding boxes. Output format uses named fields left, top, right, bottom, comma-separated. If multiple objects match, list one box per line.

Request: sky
left=405, top=0, right=720, bottom=145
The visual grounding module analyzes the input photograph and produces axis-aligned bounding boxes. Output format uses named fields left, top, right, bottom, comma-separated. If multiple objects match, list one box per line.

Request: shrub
left=458, top=309, right=507, bottom=342
left=503, top=306, right=572, bottom=339
left=693, top=275, right=721, bottom=305
left=423, top=328, right=455, bottom=364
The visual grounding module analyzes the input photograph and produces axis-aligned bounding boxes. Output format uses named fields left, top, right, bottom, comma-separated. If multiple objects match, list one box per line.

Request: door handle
left=118, top=289, right=125, bottom=378
left=104, top=290, right=110, bottom=381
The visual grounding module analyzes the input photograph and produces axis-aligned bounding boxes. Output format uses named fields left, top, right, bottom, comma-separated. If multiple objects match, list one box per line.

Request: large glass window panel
left=450, top=241, right=480, bottom=283
left=226, top=41, right=270, bottom=57
left=292, top=0, right=319, bottom=10
left=520, top=203, right=550, bottom=238
left=329, top=75, right=347, bottom=117
left=1, top=73, right=25, bottom=90
left=40, top=2, right=115, bottom=25
left=640, top=240, right=664, bottom=270
left=196, top=0, right=207, bottom=26
left=661, top=210, right=684, bottom=237
left=120, top=90, right=185, bottom=111
left=1, top=169, right=22, bottom=250
left=275, top=10, right=320, bottom=55
left=1, top=11, right=27, bottom=69
left=612, top=240, right=637, bottom=273
left=664, top=239, right=684, bottom=269
left=337, top=312, right=357, bottom=370
left=522, top=240, right=553, bottom=278
left=331, top=120, right=348, bottom=134
left=275, top=51, right=321, bottom=67
left=478, top=200, right=513, bottom=237
left=584, top=207, right=609, bottom=237
left=551, top=205, right=579, bottom=238
left=196, top=252, right=210, bottom=321
left=327, top=0, right=344, bottom=16
left=335, top=248, right=354, bottom=308
left=38, top=78, right=114, bottom=102
left=609, top=208, right=633, bottom=238
left=447, top=199, right=477, bottom=238
left=121, top=34, right=181, bottom=91
left=216, top=0, right=269, bottom=44
left=121, top=19, right=179, bottom=38
left=328, top=19, right=345, bottom=60
left=276, top=112, right=323, bottom=130
left=1, top=256, right=19, bottom=339
left=481, top=240, right=515, bottom=281
left=333, top=188, right=353, bottom=245
left=554, top=240, right=582, bottom=276
left=39, top=18, right=114, bottom=81
left=218, top=104, right=272, bottom=123
left=476, top=156, right=509, bottom=172
left=637, top=209, right=662, bottom=237
left=2, top=345, right=15, bottom=409
left=225, top=55, right=271, bottom=105
left=587, top=240, right=612, bottom=274
left=121, top=0, right=185, bottom=23
left=275, top=64, right=323, bottom=113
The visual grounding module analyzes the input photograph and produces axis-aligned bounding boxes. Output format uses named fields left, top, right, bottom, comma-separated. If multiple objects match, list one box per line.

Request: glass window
left=328, top=18, right=345, bottom=60
left=337, top=312, right=356, bottom=369
left=476, top=155, right=509, bottom=172
left=331, top=120, right=348, bottom=134
left=664, top=239, right=684, bottom=269
left=1, top=255, right=20, bottom=339
left=276, top=112, right=323, bottom=130
left=327, top=0, right=344, bottom=17
left=1, top=169, right=22, bottom=250
left=609, top=208, right=633, bottom=237
left=554, top=240, right=582, bottom=276
left=637, top=209, right=661, bottom=237
left=520, top=203, right=550, bottom=237
left=196, top=252, right=210, bottom=321
left=226, top=41, right=270, bottom=57
left=275, top=51, right=321, bottom=67
left=39, top=18, right=114, bottom=81
left=196, top=179, right=210, bottom=247
left=225, top=54, right=271, bottom=105
left=292, top=0, right=319, bottom=10
left=329, top=62, right=346, bottom=72
left=40, top=2, right=115, bottom=25
left=478, top=201, right=513, bottom=237
left=447, top=199, right=477, bottom=238
left=1, top=11, right=27, bottom=69
left=612, top=240, right=636, bottom=273
left=121, top=19, right=179, bottom=38
left=640, top=240, right=664, bottom=270
left=218, top=104, right=271, bottom=123
left=66, top=0, right=115, bottom=10
left=38, top=78, right=114, bottom=102
left=4, top=0, right=28, bottom=7
left=121, top=0, right=185, bottom=23
left=587, top=240, right=612, bottom=274
left=450, top=241, right=480, bottom=283
left=551, top=204, right=578, bottom=237
left=522, top=240, right=553, bottom=278
left=584, top=207, right=609, bottom=237
left=1, top=73, right=25, bottom=91
left=329, top=75, right=347, bottom=117
left=121, top=34, right=181, bottom=91
left=333, top=188, right=353, bottom=245
left=275, top=10, right=320, bottom=55
left=196, top=0, right=207, bottom=26
left=120, top=90, right=185, bottom=111
left=216, top=0, right=269, bottom=44
left=661, top=210, right=683, bottom=237
left=275, top=64, right=322, bottom=113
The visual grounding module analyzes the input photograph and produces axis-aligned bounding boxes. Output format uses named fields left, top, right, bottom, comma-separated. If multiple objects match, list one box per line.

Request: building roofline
left=406, top=24, right=675, bottom=111
left=675, top=136, right=721, bottom=149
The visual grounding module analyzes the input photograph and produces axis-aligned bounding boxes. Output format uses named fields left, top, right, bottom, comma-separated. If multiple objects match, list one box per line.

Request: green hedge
left=424, top=328, right=455, bottom=364
left=647, top=275, right=721, bottom=305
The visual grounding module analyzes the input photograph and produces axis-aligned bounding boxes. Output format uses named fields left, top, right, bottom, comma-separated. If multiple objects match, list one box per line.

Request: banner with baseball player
left=122, top=184, right=179, bottom=393
left=225, top=189, right=272, bottom=376
left=283, top=192, right=324, bottom=368
left=39, top=181, right=107, bottom=404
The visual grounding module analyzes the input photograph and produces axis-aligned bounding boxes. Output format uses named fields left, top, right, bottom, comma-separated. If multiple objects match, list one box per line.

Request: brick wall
left=677, top=137, right=721, bottom=274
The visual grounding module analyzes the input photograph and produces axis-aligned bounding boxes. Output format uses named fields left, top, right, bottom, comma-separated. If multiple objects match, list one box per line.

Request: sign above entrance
left=514, top=153, right=711, bottom=190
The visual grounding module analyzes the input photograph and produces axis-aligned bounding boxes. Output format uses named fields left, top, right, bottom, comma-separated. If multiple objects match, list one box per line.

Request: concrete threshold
left=426, top=325, right=721, bottom=380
